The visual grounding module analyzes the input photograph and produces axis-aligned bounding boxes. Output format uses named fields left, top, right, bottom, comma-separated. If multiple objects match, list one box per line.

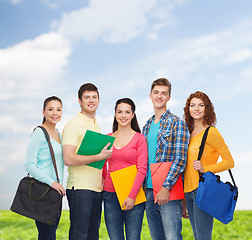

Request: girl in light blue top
left=24, top=96, right=65, bottom=240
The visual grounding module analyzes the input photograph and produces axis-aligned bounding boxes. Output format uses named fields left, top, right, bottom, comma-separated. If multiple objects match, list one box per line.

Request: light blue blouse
left=24, top=127, right=64, bottom=186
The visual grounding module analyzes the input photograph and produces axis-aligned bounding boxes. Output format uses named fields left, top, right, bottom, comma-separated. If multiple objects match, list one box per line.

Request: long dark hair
left=112, top=98, right=141, bottom=133
left=183, top=91, right=216, bottom=133
left=42, top=96, right=62, bottom=123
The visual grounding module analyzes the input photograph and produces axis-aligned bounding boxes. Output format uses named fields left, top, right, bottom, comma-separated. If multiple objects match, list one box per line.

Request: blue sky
left=0, top=0, right=251, bottom=210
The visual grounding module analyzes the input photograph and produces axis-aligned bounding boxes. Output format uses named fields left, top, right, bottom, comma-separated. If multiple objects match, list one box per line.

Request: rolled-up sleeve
left=162, top=120, right=190, bottom=189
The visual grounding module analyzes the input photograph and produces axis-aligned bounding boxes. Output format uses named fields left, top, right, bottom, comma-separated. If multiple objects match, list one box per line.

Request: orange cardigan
left=184, top=127, right=234, bottom=193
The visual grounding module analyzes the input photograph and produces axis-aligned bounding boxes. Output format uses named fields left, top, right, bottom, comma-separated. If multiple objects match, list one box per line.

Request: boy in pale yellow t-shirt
left=62, top=83, right=112, bottom=240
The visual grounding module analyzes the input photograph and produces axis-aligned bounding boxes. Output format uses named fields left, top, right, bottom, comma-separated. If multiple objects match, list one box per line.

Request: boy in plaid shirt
left=143, top=78, right=190, bottom=240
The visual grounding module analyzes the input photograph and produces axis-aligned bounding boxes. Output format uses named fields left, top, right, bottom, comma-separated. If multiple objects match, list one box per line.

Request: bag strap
left=36, top=126, right=60, bottom=183
left=228, top=169, right=238, bottom=193
left=197, top=126, right=211, bottom=161
left=197, top=126, right=238, bottom=193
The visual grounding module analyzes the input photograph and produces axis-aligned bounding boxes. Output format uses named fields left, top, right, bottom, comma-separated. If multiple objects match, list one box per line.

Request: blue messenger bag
left=195, top=127, right=238, bottom=224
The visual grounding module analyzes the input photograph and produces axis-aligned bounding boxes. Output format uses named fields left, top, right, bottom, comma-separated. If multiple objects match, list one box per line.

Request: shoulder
left=32, top=127, right=45, bottom=138
left=206, top=127, right=228, bottom=148
left=162, top=113, right=189, bottom=137
left=29, top=127, right=46, bottom=143
left=134, top=132, right=147, bottom=145
left=168, top=112, right=183, bottom=122
left=62, top=117, right=79, bottom=142
left=143, top=116, right=154, bottom=127
left=62, top=115, right=82, bottom=135
left=135, top=132, right=146, bottom=140
left=208, top=127, right=223, bottom=139
left=64, top=115, right=79, bottom=128
left=165, top=112, right=187, bottom=128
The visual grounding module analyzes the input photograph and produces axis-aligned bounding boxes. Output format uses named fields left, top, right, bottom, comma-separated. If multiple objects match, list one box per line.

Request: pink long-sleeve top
left=103, top=132, right=148, bottom=200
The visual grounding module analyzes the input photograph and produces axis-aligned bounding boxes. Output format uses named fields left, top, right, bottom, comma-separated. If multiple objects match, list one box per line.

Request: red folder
left=150, top=162, right=185, bottom=200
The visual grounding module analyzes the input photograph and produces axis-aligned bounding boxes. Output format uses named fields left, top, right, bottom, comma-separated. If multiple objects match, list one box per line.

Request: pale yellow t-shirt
left=62, top=112, right=102, bottom=191
left=184, top=127, right=234, bottom=193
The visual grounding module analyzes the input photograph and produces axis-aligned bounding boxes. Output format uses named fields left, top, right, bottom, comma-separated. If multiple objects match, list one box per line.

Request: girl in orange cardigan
left=183, top=91, right=234, bottom=240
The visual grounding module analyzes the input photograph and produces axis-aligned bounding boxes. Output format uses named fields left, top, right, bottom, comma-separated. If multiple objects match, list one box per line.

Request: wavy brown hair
left=183, top=91, right=216, bottom=133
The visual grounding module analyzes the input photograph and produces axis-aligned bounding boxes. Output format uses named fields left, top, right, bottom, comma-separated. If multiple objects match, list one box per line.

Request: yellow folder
left=77, top=130, right=115, bottom=169
left=110, top=165, right=146, bottom=210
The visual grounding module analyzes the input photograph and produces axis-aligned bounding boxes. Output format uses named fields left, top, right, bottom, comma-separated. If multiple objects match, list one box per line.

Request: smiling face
left=42, top=100, right=62, bottom=125
left=115, top=102, right=134, bottom=128
left=189, top=97, right=206, bottom=121
left=149, top=85, right=170, bottom=111
left=78, top=90, right=100, bottom=114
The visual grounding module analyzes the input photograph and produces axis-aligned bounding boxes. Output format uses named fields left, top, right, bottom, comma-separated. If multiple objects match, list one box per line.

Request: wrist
left=96, top=153, right=102, bottom=161
left=161, top=187, right=169, bottom=191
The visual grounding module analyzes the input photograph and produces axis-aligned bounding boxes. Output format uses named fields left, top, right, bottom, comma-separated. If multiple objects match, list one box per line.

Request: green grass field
left=0, top=210, right=251, bottom=239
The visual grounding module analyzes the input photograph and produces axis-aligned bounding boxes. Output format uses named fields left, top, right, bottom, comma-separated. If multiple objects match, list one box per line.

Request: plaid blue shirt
left=143, top=109, right=190, bottom=189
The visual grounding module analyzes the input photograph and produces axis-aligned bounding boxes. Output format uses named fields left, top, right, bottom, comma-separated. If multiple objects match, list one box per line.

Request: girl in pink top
left=103, top=98, right=147, bottom=240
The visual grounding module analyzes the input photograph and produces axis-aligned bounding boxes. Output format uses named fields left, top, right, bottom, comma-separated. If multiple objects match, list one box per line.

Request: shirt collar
left=78, top=112, right=97, bottom=123
left=160, top=109, right=171, bottom=119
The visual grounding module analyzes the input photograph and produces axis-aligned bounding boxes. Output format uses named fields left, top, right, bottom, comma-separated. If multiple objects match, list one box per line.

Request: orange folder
left=150, top=162, right=185, bottom=200
left=110, top=165, right=147, bottom=210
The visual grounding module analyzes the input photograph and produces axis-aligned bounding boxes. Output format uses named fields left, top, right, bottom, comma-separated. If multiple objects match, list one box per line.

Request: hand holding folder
left=150, top=162, right=185, bottom=201
left=110, top=165, right=146, bottom=210
left=77, top=130, right=115, bottom=169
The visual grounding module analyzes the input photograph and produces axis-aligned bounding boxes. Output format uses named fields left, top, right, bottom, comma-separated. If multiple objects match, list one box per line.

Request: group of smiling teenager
left=24, top=78, right=234, bottom=240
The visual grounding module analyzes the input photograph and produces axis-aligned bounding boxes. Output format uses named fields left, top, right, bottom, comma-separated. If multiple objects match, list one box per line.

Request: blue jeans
left=145, top=189, right=183, bottom=240
left=185, top=188, right=213, bottom=240
left=35, top=208, right=61, bottom=240
left=103, top=191, right=145, bottom=240
left=66, top=188, right=102, bottom=240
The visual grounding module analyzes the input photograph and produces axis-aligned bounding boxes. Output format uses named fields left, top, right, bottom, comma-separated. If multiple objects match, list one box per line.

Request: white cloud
left=0, top=31, right=72, bottom=140
left=133, top=20, right=252, bottom=98
left=54, top=0, right=191, bottom=43
left=92, top=17, right=252, bottom=98
left=0, top=32, right=72, bottom=100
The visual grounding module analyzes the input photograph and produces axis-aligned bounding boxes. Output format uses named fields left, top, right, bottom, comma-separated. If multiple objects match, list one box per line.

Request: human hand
left=182, top=200, right=188, bottom=219
left=99, top=143, right=113, bottom=160
left=154, top=187, right=169, bottom=205
left=193, top=160, right=204, bottom=173
left=51, top=182, right=66, bottom=196
left=122, top=197, right=135, bottom=211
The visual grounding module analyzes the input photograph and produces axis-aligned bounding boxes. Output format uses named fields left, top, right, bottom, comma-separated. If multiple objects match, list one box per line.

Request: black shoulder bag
left=195, top=126, right=238, bottom=224
left=10, top=126, right=63, bottom=225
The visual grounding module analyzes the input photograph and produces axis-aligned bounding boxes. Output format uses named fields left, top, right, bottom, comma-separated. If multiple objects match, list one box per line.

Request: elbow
left=63, top=148, right=74, bottom=166
left=63, top=156, right=72, bottom=166
left=231, top=161, right=235, bottom=169
left=229, top=157, right=235, bottom=169
left=138, top=166, right=148, bottom=176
